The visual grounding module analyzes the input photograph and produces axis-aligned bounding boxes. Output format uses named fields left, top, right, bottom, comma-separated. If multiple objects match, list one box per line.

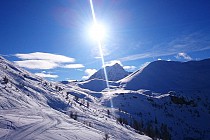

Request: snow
left=79, top=59, right=210, bottom=139
left=0, top=108, right=103, bottom=140
left=1, top=56, right=210, bottom=140
left=77, top=79, right=119, bottom=92
left=0, top=56, right=151, bottom=140
left=100, top=89, right=210, bottom=139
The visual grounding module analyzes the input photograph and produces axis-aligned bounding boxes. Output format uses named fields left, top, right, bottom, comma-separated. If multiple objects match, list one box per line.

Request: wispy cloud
left=14, top=52, right=84, bottom=70
left=92, top=43, right=120, bottom=58
left=82, top=69, right=97, bottom=80
left=175, top=52, right=192, bottom=61
left=35, top=72, right=58, bottom=78
left=15, top=60, right=59, bottom=69
left=123, top=65, right=136, bottom=71
left=119, top=53, right=153, bottom=62
left=118, top=32, right=210, bottom=62
left=63, top=64, right=85, bottom=69
left=15, top=52, right=75, bottom=63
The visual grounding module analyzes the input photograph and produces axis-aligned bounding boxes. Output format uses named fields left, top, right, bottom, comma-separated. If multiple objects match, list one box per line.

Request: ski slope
left=0, top=56, right=151, bottom=140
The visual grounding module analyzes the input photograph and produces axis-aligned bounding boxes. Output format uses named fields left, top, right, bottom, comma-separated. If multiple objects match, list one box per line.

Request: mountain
left=0, top=56, right=151, bottom=140
left=108, top=59, right=210, bottom=139
left=89, top=63, right=129, bottom=81
left=74, top=59, right=210, bottom=139
left=71, top=59, right=210, bottom=139
left=120, top=59, right=210, bottom=92
left=2, top=55, right=209, bottom=140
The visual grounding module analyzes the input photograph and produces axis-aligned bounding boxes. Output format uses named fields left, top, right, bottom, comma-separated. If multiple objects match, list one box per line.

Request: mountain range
left=1, top=56, right=210, bottom=140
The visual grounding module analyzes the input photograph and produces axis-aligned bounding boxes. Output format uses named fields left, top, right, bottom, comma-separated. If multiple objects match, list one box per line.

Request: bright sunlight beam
left=89, top=0, right=113, bottom=108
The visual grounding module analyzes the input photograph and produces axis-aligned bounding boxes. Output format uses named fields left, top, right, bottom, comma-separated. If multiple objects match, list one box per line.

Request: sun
left=89, top=23, right=106, bottom=41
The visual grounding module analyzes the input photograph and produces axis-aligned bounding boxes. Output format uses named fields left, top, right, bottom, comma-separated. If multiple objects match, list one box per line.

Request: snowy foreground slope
left=74, top=59, right=210, bottom=139
left=0, top=56, right=151, bottom=140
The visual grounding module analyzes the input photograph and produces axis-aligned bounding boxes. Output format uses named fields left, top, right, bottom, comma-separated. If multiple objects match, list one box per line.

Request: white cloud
left=76, top=69, right=83, bottom=71
left=35, top=72, right=58, bottom=78
left=85, top=69, right=97, bottom=75
left=14, top=60, right=59, bottom=69
left=82, top=69, right=97, bottom=80
left=94, top=56, right=101, bottom=59
left=123, top=66, right=136, bottom=71
left=15, top=52, right=75, bottom=63
left=158, top=58, right=162, bottom=60
left=82, top=76, right=89, bottom=80
left=105, top=60, right=123, bottom=67
left=175, top=52, right=192, bottom=61
left=119, top=53, right=153, bottom=62
left=14, top=52, right=85, bottom=70
left=63, top=64, right=85, bottom=69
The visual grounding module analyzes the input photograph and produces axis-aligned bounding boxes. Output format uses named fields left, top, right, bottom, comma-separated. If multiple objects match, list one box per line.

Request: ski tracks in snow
left=2, top=109, right=60, bottom=140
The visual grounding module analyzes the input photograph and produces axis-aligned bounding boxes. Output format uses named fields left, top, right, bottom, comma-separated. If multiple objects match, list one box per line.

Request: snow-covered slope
left=0, top=56, right=102, bottom=139
left=0, top=56, right=151, bottom=140
left=77, top=79, right=119, bottom=92
left=3, top=55, right=209, bottom=140
left=77, top=79, right=109, bottom=92
left=105, top=59, right=210, bottom=139
left=120, top=59, right=210, bottom=92
left=74, top=59, right=210, bottom=139
left=89, top=63, right=129, bottom=81
left=101, top=89, right=210, bottom=140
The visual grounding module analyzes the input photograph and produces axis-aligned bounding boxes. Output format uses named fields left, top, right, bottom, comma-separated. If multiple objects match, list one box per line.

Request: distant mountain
left=120, top=59, right=210, bottom=92
left=78, top=58, right=210, bottom=139
left=89, top=63, right=129, bottom=81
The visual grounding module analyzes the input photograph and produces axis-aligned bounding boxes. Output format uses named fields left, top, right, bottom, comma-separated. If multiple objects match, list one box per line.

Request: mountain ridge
left=120, top=58, right=210, bottom=92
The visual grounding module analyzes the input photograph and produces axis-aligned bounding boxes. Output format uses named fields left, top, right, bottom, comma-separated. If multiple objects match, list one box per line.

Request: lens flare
left=89, top=23, right=106, bottom=41
left=89, top=0, right=113, bottom=108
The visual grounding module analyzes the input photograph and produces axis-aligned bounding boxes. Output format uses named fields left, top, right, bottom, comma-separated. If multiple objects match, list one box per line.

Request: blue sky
left=1, top=0, right=210, bottom=81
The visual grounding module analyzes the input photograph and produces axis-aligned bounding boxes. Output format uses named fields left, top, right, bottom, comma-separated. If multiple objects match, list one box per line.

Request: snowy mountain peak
left=89, top=63, right=129, bottom=81
left=112, top=62, right=122, bottom=67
